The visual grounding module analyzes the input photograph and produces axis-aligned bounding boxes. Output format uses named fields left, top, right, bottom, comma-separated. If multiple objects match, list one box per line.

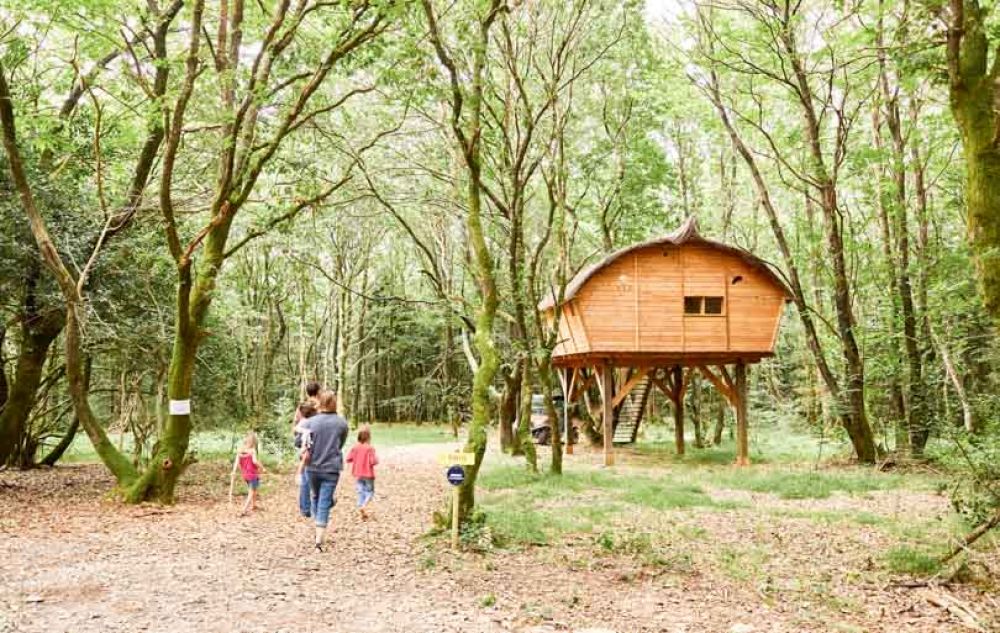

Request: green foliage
left=934, top=420, right=1000, bottom=526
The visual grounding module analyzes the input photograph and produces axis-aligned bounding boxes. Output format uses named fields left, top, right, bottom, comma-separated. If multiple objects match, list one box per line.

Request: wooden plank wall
left=554, top=244, right=786, bottom=358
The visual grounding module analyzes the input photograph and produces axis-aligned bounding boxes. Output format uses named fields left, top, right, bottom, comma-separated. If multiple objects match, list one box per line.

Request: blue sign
left=446, top=465, right=465, bottom=486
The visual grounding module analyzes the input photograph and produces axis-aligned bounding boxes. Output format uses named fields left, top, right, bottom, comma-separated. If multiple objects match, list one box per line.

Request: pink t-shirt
left=346, top=444, right=378, bottom=479
left=238, top=452, right=259, bottom=481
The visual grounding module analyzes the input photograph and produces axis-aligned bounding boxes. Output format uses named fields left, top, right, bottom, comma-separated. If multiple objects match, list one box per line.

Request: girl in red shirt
left=229, top=432, right=265, bottom=516
left=346, top=425, right=378, bottom=520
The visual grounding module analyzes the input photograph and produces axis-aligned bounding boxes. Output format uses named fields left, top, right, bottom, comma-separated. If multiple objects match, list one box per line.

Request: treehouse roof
left=537, top=216, right=793, bottom=311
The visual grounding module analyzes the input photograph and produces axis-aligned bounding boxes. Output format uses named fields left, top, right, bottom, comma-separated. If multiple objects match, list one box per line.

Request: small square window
left=684, top=296, right=703, bottom=314
left=704, top=297, right=724, bottom=314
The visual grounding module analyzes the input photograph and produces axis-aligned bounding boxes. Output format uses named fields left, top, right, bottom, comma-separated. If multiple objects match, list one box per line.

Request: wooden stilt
left=599, top=364, right=614, bottom=466
left=672, top=365, right=685, bottom=456
left=562, top=368, right=574, bottom=455
left=735, top=361, right=749, bottom=466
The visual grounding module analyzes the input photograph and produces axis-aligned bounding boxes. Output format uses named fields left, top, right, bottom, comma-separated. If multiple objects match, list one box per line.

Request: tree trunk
left=706, top=68, right=876, bottom=462
left=948, top=1, right=1000, bottom=324
left=515, top=359, right=537, bottom=471
left=499, top=364, right=519, bottom=453
left=690, top=371, right=705, bottom=449
left=539, top=356, right=561, bottom=474
left=875, top=13, right=927, bottom=453
left=0, top=305, right=63, bottom=466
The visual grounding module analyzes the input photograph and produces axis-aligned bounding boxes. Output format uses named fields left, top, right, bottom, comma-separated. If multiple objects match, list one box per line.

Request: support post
left=452, top=484, right=460, bottom=549
left=600, top=363, right=614, bottom=466
left=735, top=361, right=749, bottom=466
left=672, top=365, right=685, bottom=456
left=559, top=368, right=573, bottom=455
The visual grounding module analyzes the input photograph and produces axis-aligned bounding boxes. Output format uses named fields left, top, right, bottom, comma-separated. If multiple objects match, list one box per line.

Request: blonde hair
left=318, top=391, right=337, bottom=413
left=243, top=431, right=258, bottom=451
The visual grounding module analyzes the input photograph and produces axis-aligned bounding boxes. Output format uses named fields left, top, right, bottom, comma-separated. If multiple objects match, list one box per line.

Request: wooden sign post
left=439, top=452, right=475, bottom=549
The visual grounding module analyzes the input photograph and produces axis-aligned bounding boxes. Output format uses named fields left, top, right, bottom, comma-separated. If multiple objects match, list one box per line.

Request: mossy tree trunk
left=0, top=269, right=64, bottom=466
left=515, top=359, right=537, bottom=471
left=947, top=2, right=1000, bottom=326
left=422, top=0, right=504, bottom=521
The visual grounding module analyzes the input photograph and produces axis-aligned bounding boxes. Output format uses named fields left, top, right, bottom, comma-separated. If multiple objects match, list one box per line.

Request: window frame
left=683, top=295, right=726, bottom=317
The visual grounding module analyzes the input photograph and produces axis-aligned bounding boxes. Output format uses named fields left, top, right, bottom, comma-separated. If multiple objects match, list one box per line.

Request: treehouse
left=538, top=217, right=792, bottom=466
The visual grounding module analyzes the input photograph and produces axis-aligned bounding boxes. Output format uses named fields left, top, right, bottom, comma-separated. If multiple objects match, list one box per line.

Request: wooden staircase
left=612, top=375, right=652, bottom=444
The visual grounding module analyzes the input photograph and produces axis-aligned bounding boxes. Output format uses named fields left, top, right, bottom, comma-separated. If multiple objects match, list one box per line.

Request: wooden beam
left=612, top=367, right=650, bottom=409
left=696, top=364, right=735, bottom=405
left=719, top=365, right=735, bottom=391
left=672, top=365, right=685, bottom=456
left=550, top=351, right=770, bottom=368
left=560, top=367, right=574, bottom=456
left=600, top=363, right=614, bottom=466
left=735, top=361, right=749, bottom=466
left=650, top=371, right=672, bottom=399
left=571, top=370, right=595, bottom=403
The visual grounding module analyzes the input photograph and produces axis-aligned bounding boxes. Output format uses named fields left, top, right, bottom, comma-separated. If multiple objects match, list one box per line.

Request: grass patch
left=367, top=423, right=457, bottom=447
left=478, top=465, right=722, bottom=547
left=716, top=544, right=770, bottom=582
left=633, top=421, right=846, bottom=465
left=704, top=468, right=915, bottom=499
left=484, top=505, right=550, bottom=546
left=57, top=423, right=456, bottom=466
left=884, top=546, right=942, bottom=576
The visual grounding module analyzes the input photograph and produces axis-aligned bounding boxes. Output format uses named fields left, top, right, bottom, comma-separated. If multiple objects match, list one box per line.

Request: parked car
left=530, top=394, right=575, bottom=445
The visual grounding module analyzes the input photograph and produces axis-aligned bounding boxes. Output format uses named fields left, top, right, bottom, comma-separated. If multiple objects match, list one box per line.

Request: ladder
left=612, top=375, right=653, bottom=445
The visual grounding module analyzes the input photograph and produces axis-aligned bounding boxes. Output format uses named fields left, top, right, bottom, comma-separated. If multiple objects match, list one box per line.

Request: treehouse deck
left=540, top=217, right=792, bottom=465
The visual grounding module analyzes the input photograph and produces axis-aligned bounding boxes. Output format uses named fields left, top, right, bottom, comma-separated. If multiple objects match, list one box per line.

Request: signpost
left=440, top=451, right=474, bottom=549
left=436, top=452, right=476, bottom=466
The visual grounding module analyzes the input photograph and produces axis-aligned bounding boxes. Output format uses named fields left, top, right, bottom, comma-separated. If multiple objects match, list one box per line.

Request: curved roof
left=538, top=216, right=793, bottom=310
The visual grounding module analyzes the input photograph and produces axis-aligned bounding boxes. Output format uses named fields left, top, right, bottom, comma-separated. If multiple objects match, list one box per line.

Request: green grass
left=56, top=422, right=457, bottom=466
left=633, top=420, right=842, bottom=465
left=701, top=468, right=917, bottom=499
left=366, top=422, right=458, bottom=447
left=479, top=465, right=725, bottom=547
left=884, top=546, right=943, bottom=576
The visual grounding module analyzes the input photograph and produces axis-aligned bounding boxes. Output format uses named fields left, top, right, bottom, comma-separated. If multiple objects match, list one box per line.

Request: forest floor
left=1, top=429, right=998, bottom=633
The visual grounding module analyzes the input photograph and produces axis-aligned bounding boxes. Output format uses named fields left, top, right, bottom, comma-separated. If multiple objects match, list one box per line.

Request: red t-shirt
left=346, top=443, right=378, bottom=479
left=238, top=452, right=259, bottom=481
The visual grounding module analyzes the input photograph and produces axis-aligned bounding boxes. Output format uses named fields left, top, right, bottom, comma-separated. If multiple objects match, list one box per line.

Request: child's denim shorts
left=355, top=477, right=374, bottom=507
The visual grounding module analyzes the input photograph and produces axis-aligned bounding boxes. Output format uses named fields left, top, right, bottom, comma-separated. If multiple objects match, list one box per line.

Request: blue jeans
left=356, top=478, right=375, bottom=508
left=308, top=470, right=340, bottom=528
left=298, top=474, right=311, bottom=518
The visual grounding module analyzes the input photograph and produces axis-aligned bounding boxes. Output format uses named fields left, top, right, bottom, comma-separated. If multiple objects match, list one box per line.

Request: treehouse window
left=704, top=297, right=724, bottom=314
left=684, top=296, right=724, bottom=315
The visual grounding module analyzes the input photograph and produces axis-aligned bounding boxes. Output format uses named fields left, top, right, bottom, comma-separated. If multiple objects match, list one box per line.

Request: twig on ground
left=926, top=591, right=986, bottom=632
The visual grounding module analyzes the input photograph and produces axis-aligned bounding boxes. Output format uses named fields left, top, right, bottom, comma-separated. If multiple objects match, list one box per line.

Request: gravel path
left=1, top=442, right=996, bottom=633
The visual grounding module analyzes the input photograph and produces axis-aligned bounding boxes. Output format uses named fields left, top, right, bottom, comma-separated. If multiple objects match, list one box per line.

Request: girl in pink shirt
left=229, top=432, right=265, bottom=516
left=346, top=425, right=378, bottom=520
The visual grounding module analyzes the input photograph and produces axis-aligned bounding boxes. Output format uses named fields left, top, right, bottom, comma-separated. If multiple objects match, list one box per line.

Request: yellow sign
left=437, top=451, right=476, bottom=466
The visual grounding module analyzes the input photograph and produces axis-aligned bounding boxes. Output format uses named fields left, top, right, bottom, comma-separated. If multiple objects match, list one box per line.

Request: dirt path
left=1, top=443, right=996, bottom=633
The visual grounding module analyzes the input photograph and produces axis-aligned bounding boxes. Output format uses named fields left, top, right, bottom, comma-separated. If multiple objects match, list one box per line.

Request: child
left=229, top=431, right=265, bottom=516
left=293, top=402, right=317, bottom=518
left=346, top=425, right=378, bottom=520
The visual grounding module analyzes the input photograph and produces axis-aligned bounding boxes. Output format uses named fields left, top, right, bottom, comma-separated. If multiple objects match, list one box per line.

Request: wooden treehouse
left=539, top=217, right=791, bottom=466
